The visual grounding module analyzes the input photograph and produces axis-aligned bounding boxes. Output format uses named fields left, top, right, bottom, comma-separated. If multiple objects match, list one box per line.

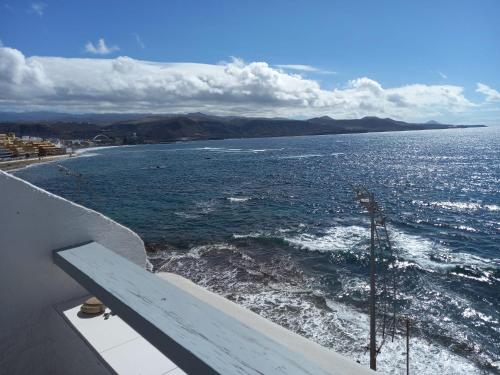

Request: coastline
left=1, top=126, right=491, bottom=173
left=0, top=154, right=72, bottom=172
left=0, top=145, right=124, bottom=172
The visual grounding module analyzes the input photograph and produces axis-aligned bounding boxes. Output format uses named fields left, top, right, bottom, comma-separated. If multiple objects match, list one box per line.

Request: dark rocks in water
left=145, top=242, right=161, bottom=253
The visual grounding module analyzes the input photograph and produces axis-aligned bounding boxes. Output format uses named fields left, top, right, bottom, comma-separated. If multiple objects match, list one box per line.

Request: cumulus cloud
left=30, top=2, right=46, bottom=16
left=0, top=46, right=53, bottom=98
left=85, top=38, right=119, bottom=55
left=476, top=83, right=500, bottom=102
left=0, top=45, right=485, bottom=121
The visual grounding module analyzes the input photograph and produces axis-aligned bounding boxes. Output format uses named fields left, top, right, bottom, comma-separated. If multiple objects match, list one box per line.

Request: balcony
left=0, top=170, right=373, bottom=374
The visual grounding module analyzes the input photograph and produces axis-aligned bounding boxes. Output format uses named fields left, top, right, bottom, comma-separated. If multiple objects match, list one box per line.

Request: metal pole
left=406, top=318, right=410, bottom=375
left=369, top=193, right=377, bottom=371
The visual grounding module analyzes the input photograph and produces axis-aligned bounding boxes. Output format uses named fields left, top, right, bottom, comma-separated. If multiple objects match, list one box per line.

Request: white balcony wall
left=0, top=171, right=147, bottom=374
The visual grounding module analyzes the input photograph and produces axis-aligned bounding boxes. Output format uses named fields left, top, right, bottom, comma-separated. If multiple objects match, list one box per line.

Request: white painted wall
left=0, top=171, right=147, bottom=374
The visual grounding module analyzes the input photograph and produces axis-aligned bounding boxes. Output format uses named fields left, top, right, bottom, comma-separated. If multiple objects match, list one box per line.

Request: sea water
left=15, top=126, right=500, bottom=374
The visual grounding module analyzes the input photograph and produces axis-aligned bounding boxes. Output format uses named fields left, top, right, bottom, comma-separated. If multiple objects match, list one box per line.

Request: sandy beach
left=0, top=145, right=126, bottom=172
left=0, top=154, right=71, bottom=171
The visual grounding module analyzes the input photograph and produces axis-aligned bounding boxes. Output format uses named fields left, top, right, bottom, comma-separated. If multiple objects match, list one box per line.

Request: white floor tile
left=63, top=306, right=140, bottom=352
left=101, top=336, right=178, bottom=375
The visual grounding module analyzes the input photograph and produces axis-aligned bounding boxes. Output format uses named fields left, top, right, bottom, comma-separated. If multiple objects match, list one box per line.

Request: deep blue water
left=15, top=127, right=499, bottom=374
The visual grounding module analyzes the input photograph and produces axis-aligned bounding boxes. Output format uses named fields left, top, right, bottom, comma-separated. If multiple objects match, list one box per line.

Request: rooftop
left=62, top=302, right=185, bottom=375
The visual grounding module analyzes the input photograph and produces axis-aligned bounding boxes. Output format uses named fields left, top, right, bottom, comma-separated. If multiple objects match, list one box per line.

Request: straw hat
left=80, top=297, right=105, bottom=315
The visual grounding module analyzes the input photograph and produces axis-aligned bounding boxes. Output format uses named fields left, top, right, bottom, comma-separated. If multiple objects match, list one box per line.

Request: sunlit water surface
left=15, top=126, right=500, bottom=374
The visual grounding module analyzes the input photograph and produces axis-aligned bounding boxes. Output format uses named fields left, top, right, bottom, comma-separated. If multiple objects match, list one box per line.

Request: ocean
left=14, top=126, right=499, bottom=374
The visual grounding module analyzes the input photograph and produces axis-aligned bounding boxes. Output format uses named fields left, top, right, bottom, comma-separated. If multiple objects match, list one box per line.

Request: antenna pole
left=369, top=193, right=377, bottom=371
left=406, top=318, right=410, bottom=375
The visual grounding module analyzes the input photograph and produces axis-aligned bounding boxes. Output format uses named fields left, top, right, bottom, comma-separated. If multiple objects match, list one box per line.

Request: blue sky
left=1, top=0, right=499, bottom=123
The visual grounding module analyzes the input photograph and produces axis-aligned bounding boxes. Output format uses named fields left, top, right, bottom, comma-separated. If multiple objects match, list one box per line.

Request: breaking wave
left=285, top=225, right=367, bottom=253
left=76, top=152, right=100, bottom=158
left=227, top=197, right=251, bottom=203
left=282, top=225, right=500, bottom=286
left=413, top=200, right=500, bottom=212
left=279, top=154, right=324, bottom=159
left=192, top=146, right=284, bottom=154
left=150, top=242, right=484, bottom=374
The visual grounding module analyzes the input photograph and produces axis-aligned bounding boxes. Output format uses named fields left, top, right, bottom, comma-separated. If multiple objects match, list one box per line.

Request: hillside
left=0, top=112, right=485, bottom=144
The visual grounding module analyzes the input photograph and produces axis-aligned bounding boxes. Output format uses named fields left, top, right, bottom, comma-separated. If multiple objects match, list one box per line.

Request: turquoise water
left=15, top=126, right=499, bottom=373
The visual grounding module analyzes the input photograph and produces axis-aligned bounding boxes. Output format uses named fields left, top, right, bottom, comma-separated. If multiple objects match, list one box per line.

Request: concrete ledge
left=158, top=272, right=373, bottom=374
left=55, top=242, right=373, bottom=375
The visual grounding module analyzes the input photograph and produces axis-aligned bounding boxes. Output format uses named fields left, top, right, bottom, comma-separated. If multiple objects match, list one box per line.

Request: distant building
left=21, top=135, right=42, bottom=142
left=0, top=133, right=66, bottom=158
left=0, top=147, right=14, bottom=160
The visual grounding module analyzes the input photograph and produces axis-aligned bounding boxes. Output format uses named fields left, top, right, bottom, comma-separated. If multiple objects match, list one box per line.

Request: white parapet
left=0, top=171, right=147, bottom=374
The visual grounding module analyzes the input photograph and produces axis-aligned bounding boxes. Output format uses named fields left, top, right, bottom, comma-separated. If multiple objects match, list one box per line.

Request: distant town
left=0, top=131, right=122, bottom=170
left=0, top=132, right=68, bottom=159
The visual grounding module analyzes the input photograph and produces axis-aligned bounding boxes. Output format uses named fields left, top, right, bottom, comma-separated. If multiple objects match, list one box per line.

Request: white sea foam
left=432, top=201, right=482, bottom=211
left=250, top=148, right=284, bottom=153
left=462, top=307, right=499, bottom=324
left=232, top=232, right=264, bottom=239
left=484, top=204, right=500, bottom=211
left=155, top=242, right=487, bottom=374
left=194, top=200, right=218, bottom=214
left=227, top=196, right=250, bottom=203
left=285, top=225, right=499, bottom=275
left=388, top=230, right=447, bottom=269
left=445, top=252, right=500, bottom=268
left=193, top=146, right=283, bottom=154
left=174, top=211, right=200, bottom=219
left=279, top=154, right=324, bottom=159
left=74, top=145, right=120, bottom=154
left=193, top=147, right=223, bottom=151
left=375, top=228, right=498, bottom=273
left=413, top=200, right=500, bottom=212
left=285, top=226, right=367, bottom=253
left=233, top=287, right=481, bottom=374
left=451, top=272, right=492, bottom=284
left=188, top=243, right=240, bottom=259
left=456, top=225, right=478, bottom=233
left=77, top=152, right=100, bottom=158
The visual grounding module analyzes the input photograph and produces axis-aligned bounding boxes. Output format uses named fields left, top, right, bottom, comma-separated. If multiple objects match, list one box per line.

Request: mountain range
left=0, top=112, right=485, bottom=143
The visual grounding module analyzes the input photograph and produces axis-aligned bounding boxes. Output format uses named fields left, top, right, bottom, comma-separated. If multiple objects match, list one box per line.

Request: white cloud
left=0, top=45, right=489, bottom=122
left=476, top=83, right=500, bottom=102
left=0, top=47, right=53, bottom=99
left=276, top=64, right=336, bottom=74
left=85, top=38, right=119, bottom=55
left=132, top=33, right=145, bottom=49
left=30, top=2, right=46, bottom=16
